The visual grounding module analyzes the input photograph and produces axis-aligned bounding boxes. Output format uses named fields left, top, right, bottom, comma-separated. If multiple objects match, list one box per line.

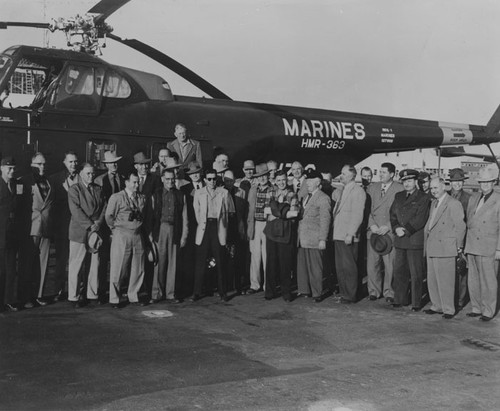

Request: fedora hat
left=87, top=231, right=103, bottom=254
left=399, top=169, right=419, bottom=181
left=448, top=168, right=468, bottom=182
left=0, top=157, right=16, bottom=167
left=146, top=240, right=159, bottom=265
left=370, top=233, right=393, bottom=256
left=164, top=157, right=181, bottom=170
left=306, top=169, right=322, bottom=180
left=186, top=161, right=202, bottom=175
left=254, top=163, right=270, bottom=177
left=133, top=152, right=151, bottom=164
left=477, top=164, right=499, bottom=182
left=102, top=151, right=122, bottom=163
left=242, top=160, right=255, bottom=170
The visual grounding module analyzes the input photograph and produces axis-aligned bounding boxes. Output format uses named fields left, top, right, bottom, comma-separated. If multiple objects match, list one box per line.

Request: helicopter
left=1, top=0, right=500, bottom=177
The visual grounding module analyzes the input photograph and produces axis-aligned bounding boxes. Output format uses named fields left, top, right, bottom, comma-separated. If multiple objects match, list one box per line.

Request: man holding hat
left=449, top=167, right=471, bottom=310
left=366, top=162, right=404, bottom=302
left=424, top=177, right=466, bottom=319
left=464, top=164, right=500, bottom=321
left=67, top=163, right=105, bottom=307
left=297, top=168, right=332, bottom=302
left=246, top=163, right=274, bottom=294
left=0, top=157, right=20, bottom=311
left=332, top=165, right=366, bottom=303
left=390, top=169, right=431, bottom=310
left=94, top=150, right=125, bottom=302
left=236, top=160, right=256, bottom=198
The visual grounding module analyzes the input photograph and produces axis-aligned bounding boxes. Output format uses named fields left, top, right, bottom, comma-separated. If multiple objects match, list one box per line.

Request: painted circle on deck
left=142, top=310, right=174, bottom=318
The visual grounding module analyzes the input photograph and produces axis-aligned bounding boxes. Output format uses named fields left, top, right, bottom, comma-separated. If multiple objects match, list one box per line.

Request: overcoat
left=298, top=189, right=331, bottom=248
left=366, top=181, right=404, bottom=239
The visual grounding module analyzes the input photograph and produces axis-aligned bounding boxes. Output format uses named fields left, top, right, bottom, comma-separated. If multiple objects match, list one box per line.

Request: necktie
left=111, top=174, right=119, bottom=194
left=139, top=177, right=145, bottom=192
left=381, top=185, right=386, bottom=198
left=475, top=196, right=485, bottom=214
left=296, top=180, right=301, bottom=193
left=304, top=193, right=312, bottom=206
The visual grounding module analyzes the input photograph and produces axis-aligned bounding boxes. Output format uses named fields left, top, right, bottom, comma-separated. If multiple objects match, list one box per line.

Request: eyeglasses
left=206, top=177, right=216, bottom=181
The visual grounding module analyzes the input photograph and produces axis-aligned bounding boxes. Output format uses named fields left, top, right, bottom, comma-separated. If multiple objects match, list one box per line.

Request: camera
left=128, top=210, right=142, bottom=222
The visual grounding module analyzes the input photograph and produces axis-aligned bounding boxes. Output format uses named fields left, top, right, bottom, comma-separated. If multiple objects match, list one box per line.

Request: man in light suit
left=297, top=169, right=332, bottom=302
left=366, top=162, right=404, bottom=302
left=390, top=169, right=431, bottom=310
left=18, top=152, right=54, bottom=308
left=424, top=177, right=466, bottom=319
left=464, top=165, right=500, bottom=321
left=332, top=165, right=366, bottom=303
left=67, top=163, right=105, bottom=307
left=166, top=123, right=203, bottom=169
left=191, top=168, right=235, bottom=301
left=290, top=161, right=308, bottom=201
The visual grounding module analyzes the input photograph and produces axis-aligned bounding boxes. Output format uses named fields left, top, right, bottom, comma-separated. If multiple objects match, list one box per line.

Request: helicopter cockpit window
left=102, top=71, right=131, bottom=99
left=54, top=64, right=101, bottom=112
left=0, top=56, right=12, bottom=87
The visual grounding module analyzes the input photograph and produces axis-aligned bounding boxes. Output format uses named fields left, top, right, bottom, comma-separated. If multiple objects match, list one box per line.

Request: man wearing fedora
left=191, top=168, right=235, bottom=301
left=94, top=151, right=125, bottom=302
left=246, top=163, right=274, bottom=294
left=449, top=167, right=471, bottom=310
left=332, top=165, right=366, bottom=303
left=167, top=123, right=202, bottom=169
left=134, top=151, right=161, bottom=300
left=150, top=169, right=188, bottom=303
left=464, top=164, right=500, bottom=321
left=106, top=171, right=148, bottom=307
left=235, top=160, right=256, bottom=197
left=390, top=169, right=431, bottom=311
left=67, top=163, right=105, bottom=307
left=366, top=162, right=404, bottom=302
left=424, top=177, right=466, bottom=319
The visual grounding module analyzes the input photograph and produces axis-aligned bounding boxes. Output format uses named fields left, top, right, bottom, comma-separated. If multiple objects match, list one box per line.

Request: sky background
left=1, top=0, right=500, bottom=156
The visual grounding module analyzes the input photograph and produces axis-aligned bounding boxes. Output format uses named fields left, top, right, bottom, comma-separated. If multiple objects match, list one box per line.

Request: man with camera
left=106, top=171, right=148, bottom=308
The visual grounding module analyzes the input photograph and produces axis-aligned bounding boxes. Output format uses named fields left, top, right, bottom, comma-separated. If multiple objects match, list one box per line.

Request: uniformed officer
left=390, top=169, right=431, bottom=310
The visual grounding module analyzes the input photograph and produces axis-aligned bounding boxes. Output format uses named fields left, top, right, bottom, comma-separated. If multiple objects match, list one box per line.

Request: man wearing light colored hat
left=448, top=167, right=471, bottom=310
left=246, top=163, right=274, bottom=294
left=236, top=160, right=255, bottom=198
left=464, top=164, right=500, bottom=321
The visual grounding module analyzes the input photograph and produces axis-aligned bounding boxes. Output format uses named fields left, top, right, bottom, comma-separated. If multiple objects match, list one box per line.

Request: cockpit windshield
left=0, top=55, right=12, bottom=86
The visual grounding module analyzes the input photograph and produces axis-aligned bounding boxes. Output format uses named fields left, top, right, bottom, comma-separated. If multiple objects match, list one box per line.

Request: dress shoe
left=297, top=293, right=311, bottom=298
left=442, top=314, right=454, bottom=319
left=149, top=299, right=160, bottom=304
left=314, top=297, right=323, bottom=303
left=339, top=297, right=353, bottom=304
left=23, top=301, right=35, bottom=309
left=480, top=315, right=493, bottom=322
left=130, top=301, right=147, bottom=307
left=110, top=303, right=120, bottom=309
left=368, top=295, right=377, bottom=301
left=219, top=294, right=229, bottom=302
left=424, top=309, right=442, bottom=315
left=70, top=301, right=83, bottom=309
left=245, top=288, right=259, bottom=295
left=53, top=292, right=67, bottom=302
left=391, top=303, right=402, bottom=308
left=411, top=307, right=422, bottom=312
left=466, top=312, right=481, bottom=318
left=5, top=303, right=19, bottom=312
left=36, top=298, right=47, bottom=307
left=189, top=295, right=201, bottom=302
left=166, top=298, right=181, bottom=304
left=264, top=296, right=274, bottom=301
left=385, top=297, right=395, bottom=303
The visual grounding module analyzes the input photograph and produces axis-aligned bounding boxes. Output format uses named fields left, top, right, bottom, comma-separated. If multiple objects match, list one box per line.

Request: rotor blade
left=0, top=21, right=50, bottom=29
left=88, top=0, right=131, bottom=24
left=108, top=34, right=231, bottom=100
left=485, top=103, right=500, bottom=137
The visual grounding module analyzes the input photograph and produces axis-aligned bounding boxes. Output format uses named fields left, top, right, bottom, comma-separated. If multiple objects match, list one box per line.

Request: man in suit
left=332, top=165, right=366, bottom=303
left=134, top=151, right=161, bottom=300
left=94, top=151, right=125, bottom=302
left=290, top=161, right=308, bottom=201
left=297, top=169, right=332, bottom=302
left=191, top=168, right=235, bottom=301
left=150, top=169, right=188, bottom=304
left=67, top=163, right=106, bottom=307
left=18, top=152, right=54, bottom=308
left=235, top=160, right=255, bottom=197
left=0, top=157, right=20, bottom=312
left=424, top=177, right=466, bottom=319
left=105, top=171, right=147, bottom=308
left=366, top=162, right=404, bottom=302
left=390, top=169, right=431, bottom=310
left=49, top=151, right=79, bottom=301
left=246, top=163, right=274, bottom=293
left=448, top=168, right=471, bottom=311
left=166, top=123, right=202, bottom=169
left=464, top=165, right=500, bottom=321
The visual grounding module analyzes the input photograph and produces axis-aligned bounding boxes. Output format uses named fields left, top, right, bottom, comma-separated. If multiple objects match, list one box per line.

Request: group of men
left=0, top=124, right=498, bottom=321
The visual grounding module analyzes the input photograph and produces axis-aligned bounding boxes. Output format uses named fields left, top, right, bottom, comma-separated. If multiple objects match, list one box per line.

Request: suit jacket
left=450, top=189, right=471, bottom=220
left=151, top=187, right=188, bottom=245
left=366, top=181, right=404, bottom=238
left=390, top=189, right=431, bottom=249
left=247, top=183, right=273, bottom=240
left=227, top=186, right=248, bottom=242
left=424, top=194, right=466, bottom=257
left=181, top=181, right=205, bottom=235
left=193, top=186, right=235, bottom=246
left=49, top=170, right=80, bottom=239
left=332, top=181, right=366, bottom=242
left=19, top=172, right=54, bottom=237
left=293, top=176, right=309, bottom=201
left=464, top=191, right=500, bottom=257
left=68, top=182, right=106, bottom=243
left=0, top=178, right=17, bottom=249
left=298, top=189, right=331, bottom=248
left=94, top=172, right=125, bottom=203
left=167, top=138, right=202, bottom=168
